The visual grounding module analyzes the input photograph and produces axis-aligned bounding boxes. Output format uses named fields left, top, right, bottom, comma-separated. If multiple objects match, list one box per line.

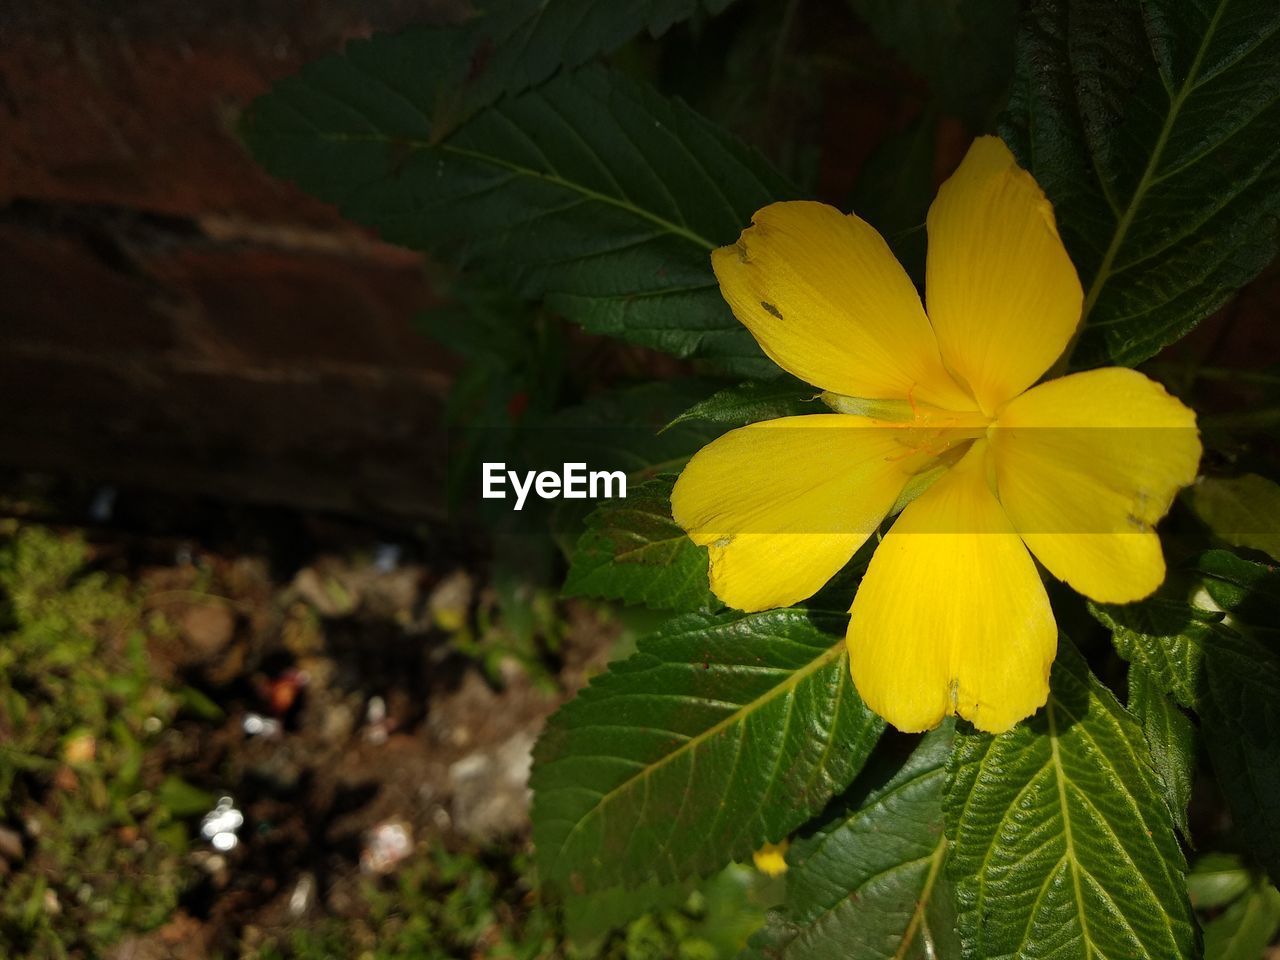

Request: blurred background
left=1, top=1, right=1277, bottom=958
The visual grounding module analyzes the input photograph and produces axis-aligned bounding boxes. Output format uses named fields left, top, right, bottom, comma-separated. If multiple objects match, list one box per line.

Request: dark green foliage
left=542, top=380, right=724, bottom=480
left=543, top=380, right=725, bottom=556
left=746, top=724, right=960, bottom=960
left=849, top=0, right=1019, bottom=126
left=531, top=609, right=883, bottom=894
left=399, top=0, right=742, bottom=137
left=1126, top=664, right=1196, bottom=839
left=848, top=111, right=938, bottom=281
left=1002, top=0, right=1280, bottom=367
left=564, top=475, right=717, bottom=614
left=245, top=58, right=796, bottom=374
left=1094, top=556, right=1280, bottom=885
left=1194, top=548, right=1280, bottom=621
left=238, top=1, right=1280, bottom=952
left=666, top=377, right=821, bottom=431
left=1189, top=473, right=1280, bottom=562
left=945, top=641, right=1196, bottom=960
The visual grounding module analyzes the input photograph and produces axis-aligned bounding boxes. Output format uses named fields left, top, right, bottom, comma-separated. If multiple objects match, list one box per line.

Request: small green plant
left=250, top=846, right=773, bottom=960
left=0, top=525, right=196, bottom=959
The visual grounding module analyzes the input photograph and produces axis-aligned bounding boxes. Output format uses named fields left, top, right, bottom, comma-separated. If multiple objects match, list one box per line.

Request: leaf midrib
left=543, top=637, right=847, bottom=878
left=599, top=517, right=688, bottom=564
left=787, top=853, right=934, bottom=956
left=894, top=832, right=948, bottom=960
left=311, top=124, right=721, bottom=254
left=1047, top=695, right=1097, bottom=959
left=787, top=770, right=948, bottom=960
left=443, top=140, right=720, bottom=251
left=1075, top=0, right=1231, bottom=331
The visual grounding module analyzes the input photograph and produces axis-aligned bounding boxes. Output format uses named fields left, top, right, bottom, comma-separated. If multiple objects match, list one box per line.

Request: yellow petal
left=671, top=415, right=912, bottom=612
left=712, top=201, right=975, bottom=411
left=925, top=136, right=1083, bottom=414
left=847, top=441, right=1056, bottom=734
left=990, top=367, right=1201, bottom=603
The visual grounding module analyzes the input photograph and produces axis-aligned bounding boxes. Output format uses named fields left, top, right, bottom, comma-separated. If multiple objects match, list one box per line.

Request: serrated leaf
left=563, top=475, right=717, bottom=613
left=667, top=377, right=821, bottom=430
left=531, top=608, right=883, bottom=894
left=945, top=640, right=1197, bottom=960
left=1092, top=582, right=1280, bottom=730
left=424, top=0, right=741, bottom=135
left=246, top=59, right=795, bottom=373
left=1203, top=880, right=1280, bottom=960
left=1002, top=0, right=1280, bottom=367
left=1191, top=473, right=1280, bottom=562
left=1092, top=598, right=1219, bottom=709
left=1095, top=575, right=1280, bottom=886
left=849, top=0, right=1018, bottom=126
left=1127, top=664, right=1196, bottom=839
left=747, top=724, right=961, bottom=960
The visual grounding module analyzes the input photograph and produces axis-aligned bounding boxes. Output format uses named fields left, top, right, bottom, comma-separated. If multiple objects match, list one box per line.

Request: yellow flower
left=752, top=840, right=790, bottom=877
left=671, top=137, right=1201, bottom=735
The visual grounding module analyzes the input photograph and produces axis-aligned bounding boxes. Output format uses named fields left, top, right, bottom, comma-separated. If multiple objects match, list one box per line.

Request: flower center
left=821, top=389, right=992, bottom=471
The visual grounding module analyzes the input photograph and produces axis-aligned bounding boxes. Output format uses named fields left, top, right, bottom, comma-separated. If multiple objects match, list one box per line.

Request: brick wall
left=0, top=0, right=471, bottom=519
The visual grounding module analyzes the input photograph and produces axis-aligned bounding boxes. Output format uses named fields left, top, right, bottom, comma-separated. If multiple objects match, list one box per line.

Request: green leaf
left=245, top=60, right=795, bottom=373
left=1094, top=575, right=1280, bottom=887
left=1126, top=664, right=1196, bottom=840
left=1190, top=473, right=1280, bottom=562
left=747, top=724, right=961, bottom=960
left=1207, top=723, right=1280, bottom=890
left=563, top=876, right=694, bottom=944
left=563, top=475, right=717, bottom=613
left=1091, top=585, right=1280, bottom=728
left=544, top=380, right=724, bottom=553
left=531, top=608, right=883, bottom=893
left=849, top=111, right=938, bottom=282
left=1189, top=853, right=1253, bottom=911
left=667, top=377, right=821, bottom=430
left=154, top=776, right=218, bottom=819
left=543, top=379, right=722, bottom=479
left=1092, top=598, right=1218, bottom=709
left=426, top=0, right=741, bottom=134
left=945, top=640, right=1197, bottom=960
left=1002, top=0, right=1280, bottom=367
left=849, top=0, right=1018, bottom=126
left=1194, top=549, right=1280, bottom=621
left=1203, top=880, right=1280, bottom=960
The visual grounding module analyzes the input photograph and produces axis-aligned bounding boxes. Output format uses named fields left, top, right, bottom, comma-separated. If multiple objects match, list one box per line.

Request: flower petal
left=925, top=136, right=1083, bottom=414
left=712, top=201, right=974, bottom=410
left=671, top=415, right=912, bottom=612
left=990, top=367, right=1201, bottom=603
left=847, top=441, right=1056, bottom=734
